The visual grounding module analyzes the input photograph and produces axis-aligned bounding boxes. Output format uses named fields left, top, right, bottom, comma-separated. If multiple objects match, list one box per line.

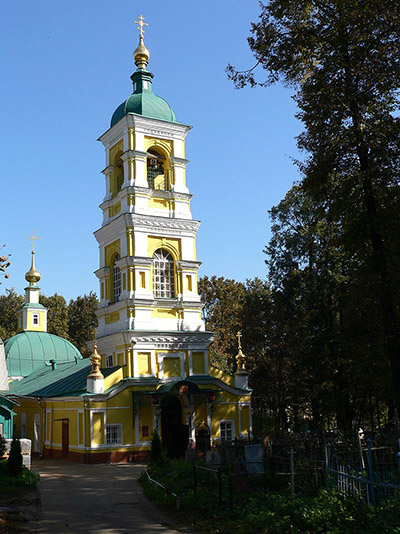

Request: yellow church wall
left=163, top=357, right=181, bottom=378
left=92, top=412, right=104, bottom=445
left=240, top=405, right=250, bottom=435
left=151, top=308, right=178, bottom=319
left=192, top=352, right=205, bottom=374
left=138, top=352, right=151, bottom=375
left=26, top=310, right=46, bottom=332
left=147, top=236, right=181, bottom=260
left=139, top=404, right=153, bottom=441
left=195, top=402, right=208, bottom=427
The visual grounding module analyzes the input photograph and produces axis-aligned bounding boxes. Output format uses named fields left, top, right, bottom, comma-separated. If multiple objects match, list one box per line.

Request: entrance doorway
left=161, top=396, right=189, bottom=458
left=62, top=421, right=69, bottom=459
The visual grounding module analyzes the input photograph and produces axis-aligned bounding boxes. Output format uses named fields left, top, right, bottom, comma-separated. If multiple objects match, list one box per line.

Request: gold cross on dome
left=134, top=14, right=148, bottom=37
left=237, top=331, right=242, bottom=349
left=26, top=229, right=41, bottom=252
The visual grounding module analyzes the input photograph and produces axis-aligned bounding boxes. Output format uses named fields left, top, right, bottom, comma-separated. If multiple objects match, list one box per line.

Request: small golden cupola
left=87, top=333, right=104, bottom=394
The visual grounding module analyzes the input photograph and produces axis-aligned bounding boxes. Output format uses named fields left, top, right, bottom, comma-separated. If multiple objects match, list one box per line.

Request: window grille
left=112, top=254, right=121, bottom=302
left=153, top=249, right=175, bottom=298
left=106, top=354, right=113, bottom=368
left=106, top=424, right=122, bottom=445
left=220, top=421, right=234, bottom=442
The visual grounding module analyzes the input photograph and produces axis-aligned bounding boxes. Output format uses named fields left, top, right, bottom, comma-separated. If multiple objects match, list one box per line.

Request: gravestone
left=245, top=444, right=264, bottom=474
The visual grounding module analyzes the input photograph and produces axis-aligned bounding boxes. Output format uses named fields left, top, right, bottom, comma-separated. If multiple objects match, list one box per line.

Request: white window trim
left=32, top=313, right=40, bottom=327
left=158, top=352, right=185, bottom=380
left=219, top=419, right=235, bottom=443
left=105, top=423, right=123, bottom=445
left=105, top=354, right=113, bottom=368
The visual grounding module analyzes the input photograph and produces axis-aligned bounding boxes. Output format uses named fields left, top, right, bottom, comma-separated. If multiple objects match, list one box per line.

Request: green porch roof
left=7, top=359, right=120, bottom=398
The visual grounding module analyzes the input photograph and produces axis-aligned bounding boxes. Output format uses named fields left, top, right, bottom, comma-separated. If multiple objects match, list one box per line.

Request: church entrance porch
left=161, top=396, right=189, bottom=458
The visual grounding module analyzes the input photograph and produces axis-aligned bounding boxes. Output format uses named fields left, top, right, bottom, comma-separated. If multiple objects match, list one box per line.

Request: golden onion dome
left=25, top=251, right=41, bottom=284
left=133, top=35, right=150, bottom=69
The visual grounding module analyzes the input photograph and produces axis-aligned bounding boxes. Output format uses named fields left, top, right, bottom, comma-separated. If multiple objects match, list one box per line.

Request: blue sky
left=1, top=1, right=302, bottom=301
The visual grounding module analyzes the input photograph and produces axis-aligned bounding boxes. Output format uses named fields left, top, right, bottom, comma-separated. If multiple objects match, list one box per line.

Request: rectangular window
left=123, top=272, right=126, bottom=290
left=106, top=354, right=113, bottom=368
left=32, top=313, right=40, bottom=327
left=105, top=424, right=122, bottom=445
left=220, top=421, right=234, bottom=442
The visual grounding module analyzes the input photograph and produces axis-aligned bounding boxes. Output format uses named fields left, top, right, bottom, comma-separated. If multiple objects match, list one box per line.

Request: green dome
left=5, top=332, right=83, bottom=379
left=111, top=68, right=177, bottom=127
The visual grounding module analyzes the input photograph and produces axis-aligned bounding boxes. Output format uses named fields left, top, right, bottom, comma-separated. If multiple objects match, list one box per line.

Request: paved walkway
left=31, top=458, right=192, bottom=534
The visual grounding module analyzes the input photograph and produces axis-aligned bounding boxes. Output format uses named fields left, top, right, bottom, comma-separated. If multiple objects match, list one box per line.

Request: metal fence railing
left=326, top=439, right=400, bottom=506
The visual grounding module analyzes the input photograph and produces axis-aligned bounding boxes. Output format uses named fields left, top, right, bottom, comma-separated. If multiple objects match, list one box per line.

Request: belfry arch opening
left=111, top=151, right=124, bottom=197
left=147, top=148, right=171, bottom=191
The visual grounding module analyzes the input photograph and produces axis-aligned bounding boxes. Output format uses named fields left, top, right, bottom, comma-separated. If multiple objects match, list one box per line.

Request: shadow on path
left=31, top=458, right=193, bottom=534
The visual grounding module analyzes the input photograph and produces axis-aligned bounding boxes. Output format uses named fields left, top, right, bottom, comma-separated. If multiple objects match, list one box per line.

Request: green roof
left=4, top=331, right=83, bottom=378
left=111, top=68, right=177, bottom=127
left=7, top=359, right=120, bottom=398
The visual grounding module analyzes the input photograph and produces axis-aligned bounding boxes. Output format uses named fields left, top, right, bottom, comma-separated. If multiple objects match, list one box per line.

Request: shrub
left=0, top=433, right=6, bottom=457
left=7, top=438, right=22, bottom=477
left=150, top=430, right=167, bottom=465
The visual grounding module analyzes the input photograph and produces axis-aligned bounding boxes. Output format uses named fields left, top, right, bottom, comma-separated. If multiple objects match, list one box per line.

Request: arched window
left=153, top=249, right=175, bottom=298
left=111, top=153, right=124, bottom=197
left=147, top=149, right=166, bottom=190
left=112, top=254, right=121, bottom=302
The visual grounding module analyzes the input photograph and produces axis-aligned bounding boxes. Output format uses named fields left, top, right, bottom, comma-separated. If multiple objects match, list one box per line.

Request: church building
left=4, top=19, right=252, bottom=462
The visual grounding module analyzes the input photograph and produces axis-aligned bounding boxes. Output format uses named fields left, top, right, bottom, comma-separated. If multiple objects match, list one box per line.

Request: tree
left=0, top=245, right=11, bottom=283
left=0, top=288, right=24, bottom=340
left=68, top=292, right=98, bottom=357
left=228, top=1, right=400, bottom=414
left=199, top=276, right=246, bottom=372
left=7, top=437, right=22, bottom=476
left=0, top=433, right=6, bottom=457
left=40, top=294, right=69, bottom=339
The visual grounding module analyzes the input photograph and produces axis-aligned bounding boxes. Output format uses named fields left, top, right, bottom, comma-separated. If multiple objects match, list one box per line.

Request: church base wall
left=42, top=447, right=150, bottom=464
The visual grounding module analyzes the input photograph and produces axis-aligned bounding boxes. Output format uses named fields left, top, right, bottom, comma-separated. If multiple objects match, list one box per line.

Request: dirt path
left=30, top=458, right=192, bottom=534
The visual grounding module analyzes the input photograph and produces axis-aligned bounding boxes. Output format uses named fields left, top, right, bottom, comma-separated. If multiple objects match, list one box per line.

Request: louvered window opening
left=153, top=249, right=175, bottom=298
left=113, top=254, right=121, bottom=302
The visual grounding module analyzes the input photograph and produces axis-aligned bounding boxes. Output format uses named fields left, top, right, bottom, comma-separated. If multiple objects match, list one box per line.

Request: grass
left=140, top=459, right=400, bottom=533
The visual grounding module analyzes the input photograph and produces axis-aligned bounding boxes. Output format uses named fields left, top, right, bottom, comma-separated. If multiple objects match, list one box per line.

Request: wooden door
left=62, top=421, right=69, bottom=459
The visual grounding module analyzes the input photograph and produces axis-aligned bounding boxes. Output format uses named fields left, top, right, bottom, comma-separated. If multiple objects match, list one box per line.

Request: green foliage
left=224, top=1, right=400, bottom=427
left=0, top=288, right=24, bottom=340
left=141, top=460, right=399, bottom=533
left=0, top=459, right=39, bottom=488
left=68, top=292, right=98, bottom=357
left=40, top=293, right=69, bottom=339
left=0, top=434, right=6, bottom=457
left=7, top=438, right=22, bottom=477
left=150, top=430, right=167, bottom=465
